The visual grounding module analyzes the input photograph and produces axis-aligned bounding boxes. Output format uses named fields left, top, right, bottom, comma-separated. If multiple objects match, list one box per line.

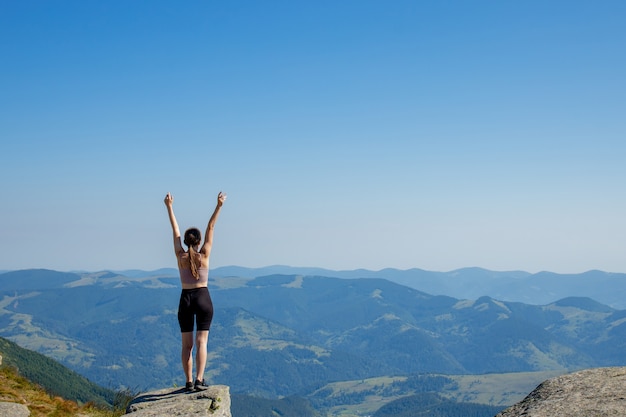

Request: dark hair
left=183, top=228, right=202, bottom=278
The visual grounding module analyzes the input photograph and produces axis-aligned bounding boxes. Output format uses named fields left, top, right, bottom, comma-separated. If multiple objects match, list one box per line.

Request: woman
left=164, top=191, right=226, bottom=391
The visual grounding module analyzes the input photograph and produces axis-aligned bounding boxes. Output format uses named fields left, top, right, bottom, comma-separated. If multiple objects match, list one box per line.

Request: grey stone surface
left=0, top=402, right=30, bottom=417
left=126, top=385, right=231, bottom=417
left=496, top=367, right=626, bottom=417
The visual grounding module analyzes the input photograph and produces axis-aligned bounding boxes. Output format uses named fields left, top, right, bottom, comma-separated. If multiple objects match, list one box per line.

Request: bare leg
left=195, top=330, right=209, bottom=382
left=181, top=332, right=194, bottom=384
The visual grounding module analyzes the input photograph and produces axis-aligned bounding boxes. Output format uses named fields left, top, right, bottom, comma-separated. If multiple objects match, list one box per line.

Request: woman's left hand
left=164, top=192, right=174, bottom=207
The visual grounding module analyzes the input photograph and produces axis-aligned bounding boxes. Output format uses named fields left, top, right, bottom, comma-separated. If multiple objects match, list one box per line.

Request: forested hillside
left=0, top=336, right=114, bottom=406
left=0, top=336, right=131, bottom=417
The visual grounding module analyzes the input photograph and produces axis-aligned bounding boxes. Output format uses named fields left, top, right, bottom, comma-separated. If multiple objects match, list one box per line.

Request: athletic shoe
left=185, top=381, right=194, bottom=392
left=194, top=379, right=208, bottom=391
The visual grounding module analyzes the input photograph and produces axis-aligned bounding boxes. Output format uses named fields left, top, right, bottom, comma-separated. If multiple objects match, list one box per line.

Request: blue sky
left=1, top=1, right=625, bottom=273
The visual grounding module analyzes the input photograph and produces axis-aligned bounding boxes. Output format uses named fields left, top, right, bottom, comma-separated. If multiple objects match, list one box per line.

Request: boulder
left=126, top=385, right=230, bottom=417
left=496, top=367, right=626, bottom=417
left=0, top=402, right=30, bottom=417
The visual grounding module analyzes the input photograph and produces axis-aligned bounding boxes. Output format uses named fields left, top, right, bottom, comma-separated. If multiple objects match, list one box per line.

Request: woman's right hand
left=217, top=191, right=227, bottom=207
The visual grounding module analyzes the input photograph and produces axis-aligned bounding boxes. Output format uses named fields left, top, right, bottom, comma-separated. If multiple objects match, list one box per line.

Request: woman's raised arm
left=164, top=192, right=183, bottom=255
left=202, top=192, right=226, bottom=256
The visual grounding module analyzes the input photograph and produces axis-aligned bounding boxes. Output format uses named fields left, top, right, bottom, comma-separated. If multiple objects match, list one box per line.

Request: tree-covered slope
left=0, top=336, right=115, bottom=406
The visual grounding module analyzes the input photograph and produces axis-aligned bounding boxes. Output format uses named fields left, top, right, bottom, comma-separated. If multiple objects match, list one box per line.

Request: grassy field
left=443, top=370, right=564, bottom=406
left=322, top=376, right=406, bottom=416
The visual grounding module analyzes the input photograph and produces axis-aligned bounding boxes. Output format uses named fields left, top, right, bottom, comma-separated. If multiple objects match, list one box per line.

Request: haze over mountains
left=1, top=266, right=625, bottom=406
left=137, top=265, right=626, bottom=309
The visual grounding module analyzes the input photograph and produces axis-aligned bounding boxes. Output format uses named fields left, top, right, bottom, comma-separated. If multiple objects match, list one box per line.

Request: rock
left=0, top=402, right=30, bottom=417
left=495, top=367, right=626, bottom=417
left=126, top=385, right=231, bottom=417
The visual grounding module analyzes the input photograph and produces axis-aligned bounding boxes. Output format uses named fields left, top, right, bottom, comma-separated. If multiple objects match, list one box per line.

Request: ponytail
left=183, top=227, right=202, bottom=280
left=188, top=246, right=199, bottom=279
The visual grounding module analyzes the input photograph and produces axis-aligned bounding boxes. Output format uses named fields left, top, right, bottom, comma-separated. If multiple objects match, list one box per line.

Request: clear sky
left=1, top=1, right=625, bottom=274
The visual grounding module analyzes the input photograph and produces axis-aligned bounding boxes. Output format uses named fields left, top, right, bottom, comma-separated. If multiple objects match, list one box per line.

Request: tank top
left=179, top=267, right=209, bottom=287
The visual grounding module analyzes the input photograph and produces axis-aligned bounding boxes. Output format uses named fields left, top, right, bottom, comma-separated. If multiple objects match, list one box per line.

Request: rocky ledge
left=496, top=367, right=626, bottom=417
left=126, top=384, right=231, bottom=417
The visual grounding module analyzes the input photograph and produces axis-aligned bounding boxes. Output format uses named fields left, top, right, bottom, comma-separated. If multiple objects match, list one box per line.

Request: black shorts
left=178, top=287, right=214, bottom=333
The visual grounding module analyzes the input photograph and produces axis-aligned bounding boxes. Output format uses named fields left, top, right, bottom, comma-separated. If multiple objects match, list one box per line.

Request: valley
left=1, top=267, right=625, bottom=416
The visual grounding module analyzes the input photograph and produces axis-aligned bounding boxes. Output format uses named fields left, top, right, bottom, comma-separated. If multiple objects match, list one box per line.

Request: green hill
left=373, top=392, right=504, bottom=417
left=0, top=364, right=125, bottom=417
left=0, top=336, right=124, bottom=413
left=232, top=394, right=322, bottom=417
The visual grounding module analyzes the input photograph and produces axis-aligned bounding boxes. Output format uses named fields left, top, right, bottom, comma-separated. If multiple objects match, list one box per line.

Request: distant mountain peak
left=552, top=297, right=615, bottom=313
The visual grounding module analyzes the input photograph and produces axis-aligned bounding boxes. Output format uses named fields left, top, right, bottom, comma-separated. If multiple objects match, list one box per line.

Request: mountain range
left=118, top=265, right=626, bottom=308
left=1, top=267, right=625, bottom=415
left=209, top=265, right=626, bottom=309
